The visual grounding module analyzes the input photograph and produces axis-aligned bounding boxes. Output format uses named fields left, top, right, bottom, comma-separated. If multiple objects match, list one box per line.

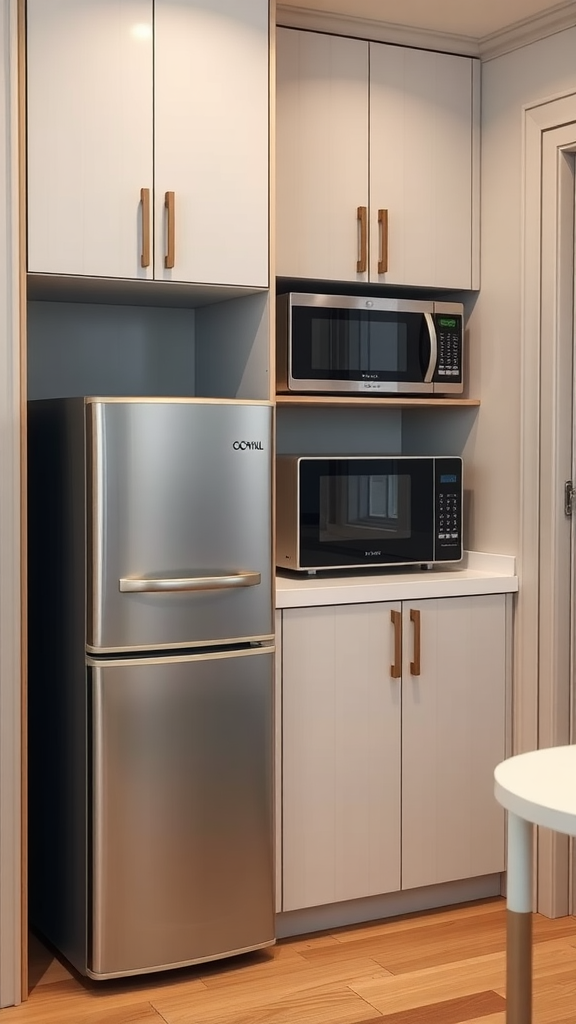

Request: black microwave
left=277, top=293, right=464, bottom=396
left=276, top=455, right=463, bottom=573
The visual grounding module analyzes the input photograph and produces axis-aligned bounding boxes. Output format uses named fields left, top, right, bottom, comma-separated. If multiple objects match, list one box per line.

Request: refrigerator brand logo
left=233, top=441, right=264, bottom=451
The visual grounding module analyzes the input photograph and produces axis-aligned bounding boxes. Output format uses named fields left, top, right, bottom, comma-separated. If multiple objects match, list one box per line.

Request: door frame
left=520, top=92, right=576, bottom=916
left=0, top=0, right=23, bottom=1007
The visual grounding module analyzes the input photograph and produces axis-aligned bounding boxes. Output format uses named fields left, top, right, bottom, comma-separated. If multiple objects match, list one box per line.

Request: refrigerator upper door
left=89, top=647, right=274, bottom=978
left=87, top=399, right=273, bottom=652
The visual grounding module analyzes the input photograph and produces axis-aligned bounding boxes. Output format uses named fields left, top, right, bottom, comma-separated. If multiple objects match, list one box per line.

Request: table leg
left=506, top=811, right=533, bottom=1024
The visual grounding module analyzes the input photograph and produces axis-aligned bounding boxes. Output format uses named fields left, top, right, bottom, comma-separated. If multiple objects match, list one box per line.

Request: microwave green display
left=438, top=317, right=457, bottom=328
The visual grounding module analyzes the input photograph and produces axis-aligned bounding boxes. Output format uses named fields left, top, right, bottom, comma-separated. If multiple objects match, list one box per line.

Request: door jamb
left=521, top=92, right=576, bottom=917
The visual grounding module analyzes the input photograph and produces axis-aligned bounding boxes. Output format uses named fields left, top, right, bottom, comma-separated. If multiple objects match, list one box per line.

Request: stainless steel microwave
left=276, top=455, right=463, bottom=573
left=277, top=293, right=464, bottom=396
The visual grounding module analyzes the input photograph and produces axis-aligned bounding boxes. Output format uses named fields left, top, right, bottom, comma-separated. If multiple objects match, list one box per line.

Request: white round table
left=494, top=745, right=576, bottom=1024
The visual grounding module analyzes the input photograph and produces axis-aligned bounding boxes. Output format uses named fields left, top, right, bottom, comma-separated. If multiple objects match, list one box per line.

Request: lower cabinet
left=280, top=595, right=507, bottom=913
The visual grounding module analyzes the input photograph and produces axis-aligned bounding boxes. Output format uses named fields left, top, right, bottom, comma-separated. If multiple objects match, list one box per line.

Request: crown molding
left=479, top=0, right=576, bottom=60
left=275, top=5, right=480, bottom=57
left=276, top=2, right=576, bottom=61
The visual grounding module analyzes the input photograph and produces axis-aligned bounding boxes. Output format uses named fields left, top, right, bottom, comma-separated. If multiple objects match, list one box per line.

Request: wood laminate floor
left=7, top=898, right=576, bottom=1024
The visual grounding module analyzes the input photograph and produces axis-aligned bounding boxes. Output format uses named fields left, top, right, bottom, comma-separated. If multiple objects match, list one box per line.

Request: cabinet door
left=154, top=0, right=269, bottom=287
left=369, top=44, right=478, bottom=289
left=27, top=0, right=153, bottom=279
left=401, top=595, right=506, bottom=890
left=282, top=604, right=401, bottom=912
left=276, top=29, right=369, bottom=283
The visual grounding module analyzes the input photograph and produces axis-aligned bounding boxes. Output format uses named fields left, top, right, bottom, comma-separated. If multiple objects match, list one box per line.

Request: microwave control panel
left=433, top=314, right=462, bottom=383
left=434, top=458, right=462, bottom=561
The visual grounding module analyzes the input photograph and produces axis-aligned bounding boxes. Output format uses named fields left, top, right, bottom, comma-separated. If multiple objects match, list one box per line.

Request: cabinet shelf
left=276, top=395, right=480, bottom=408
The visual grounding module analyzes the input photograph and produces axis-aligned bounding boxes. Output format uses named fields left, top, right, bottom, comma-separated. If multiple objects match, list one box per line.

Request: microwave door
left=288, top=302, right=436, bottom=394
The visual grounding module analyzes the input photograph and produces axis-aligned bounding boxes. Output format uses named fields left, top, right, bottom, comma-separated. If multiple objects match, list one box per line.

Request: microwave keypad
left=434, top=460, right=462, bottom=561
left=436, top=323, right=462, bottom=379
left=438, top=492, right=459, bottom=540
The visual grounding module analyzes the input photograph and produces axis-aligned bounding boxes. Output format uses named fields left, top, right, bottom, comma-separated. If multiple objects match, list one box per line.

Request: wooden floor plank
left=459, top=1015, right=504, bottom=1024
left=360, top=990, right=506, bottom=1024
left=329, top=898, right=506, bottom=946
left=152, top=957, right=390, bottom=1024
left=350, top=937, right=576, bottom=1016
left=298, top=906, right=576, bottom=976
left=494, top=964, right=576, bottom=1024
left=160, top=987, right=383, bottom=1024
left=10, top=901, right=576, bottom=1024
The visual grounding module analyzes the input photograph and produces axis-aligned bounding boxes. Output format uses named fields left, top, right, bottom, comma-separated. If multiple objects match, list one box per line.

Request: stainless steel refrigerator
left=28, top=397, right=275, bottom=979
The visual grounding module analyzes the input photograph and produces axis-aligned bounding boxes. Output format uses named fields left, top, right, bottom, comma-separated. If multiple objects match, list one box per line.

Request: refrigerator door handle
left=118, top=571, right=261, bottom=594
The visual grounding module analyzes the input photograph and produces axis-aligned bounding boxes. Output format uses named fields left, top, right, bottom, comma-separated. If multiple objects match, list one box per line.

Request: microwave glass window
left=298, top=458, right=436, bottom=567
left=309, top=317, right=408, bottom=374
left=319, top=474, right=411, bottom=543
left=291, top=307, right=426, bottom=383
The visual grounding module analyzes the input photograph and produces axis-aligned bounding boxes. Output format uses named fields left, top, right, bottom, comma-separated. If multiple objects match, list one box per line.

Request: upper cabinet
left=26, top=0, right=269, bottom=289
left=276, top=30, right=369, bottom=285
left=276, top=28, right=480, bottom=290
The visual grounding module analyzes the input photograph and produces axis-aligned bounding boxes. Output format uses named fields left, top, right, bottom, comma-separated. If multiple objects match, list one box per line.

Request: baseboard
left=275, top=873, right=502, bottom=938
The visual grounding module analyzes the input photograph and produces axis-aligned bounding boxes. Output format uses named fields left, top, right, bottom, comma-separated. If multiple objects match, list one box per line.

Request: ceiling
left=278, top=0, right=576, bottom=42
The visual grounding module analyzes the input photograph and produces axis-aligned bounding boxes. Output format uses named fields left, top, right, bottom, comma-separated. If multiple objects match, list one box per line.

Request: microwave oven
left=277, top=293, right=464, bottom=396
left=276, top=455, right=463, bottom=573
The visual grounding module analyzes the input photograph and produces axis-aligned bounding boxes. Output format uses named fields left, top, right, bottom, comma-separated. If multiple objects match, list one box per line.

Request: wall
left=277, top=407, right=402, bottom=455
left=27, top=302, right=196, bottom=400
left=468, top=27, right=576, bottom=555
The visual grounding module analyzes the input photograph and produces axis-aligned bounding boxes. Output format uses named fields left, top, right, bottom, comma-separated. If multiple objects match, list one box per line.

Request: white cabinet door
left=281, top=604, right=401, bottom=912
left=276, top=28, right=369, bottom=283
left=27, top=0, right=153, bottom=280
left=369, top=44, right=478, bottom=289
left=401, top=596, right=506, bottom=890
left=275, top=29, right=479, bottom=289
left=154, top=0, right=269, bottom=287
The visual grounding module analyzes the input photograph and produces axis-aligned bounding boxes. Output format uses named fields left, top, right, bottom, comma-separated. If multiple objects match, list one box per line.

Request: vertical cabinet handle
left=390, top=609, right=402, bottom=679
left=140, top=188, right=151, bottom=268
left=410, top=608, right=421, bottom=676
left=357, top=206, right=368, bottom=273
left=378, top=208, right=389, bottom=274
left=165, top=191, right=175, bottom=269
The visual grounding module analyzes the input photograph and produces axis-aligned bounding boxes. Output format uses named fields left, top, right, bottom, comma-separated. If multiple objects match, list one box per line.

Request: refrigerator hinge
left=565, top=480, right=575, bottom=516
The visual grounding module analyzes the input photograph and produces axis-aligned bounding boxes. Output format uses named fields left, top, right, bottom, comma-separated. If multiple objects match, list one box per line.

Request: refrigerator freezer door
left=89, top=646, right=274, bottom=978
left=87, top=400, right=273, bottom=652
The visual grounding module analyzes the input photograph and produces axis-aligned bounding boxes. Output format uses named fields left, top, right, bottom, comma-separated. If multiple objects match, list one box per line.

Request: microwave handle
left=423, top=313, right=437, bottom=383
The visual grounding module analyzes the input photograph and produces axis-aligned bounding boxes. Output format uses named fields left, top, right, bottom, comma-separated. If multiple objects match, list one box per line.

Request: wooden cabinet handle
left=390, top=609, right=402, bottom=678
left=165, top=191, right=175, bottom=269
left=410, top=608, right=421, bottom=676
left=357, top=205, right=368, bottom=273
left=378, top=209, right=388, bottom=274
left=140, top=188, right=151, bottom=268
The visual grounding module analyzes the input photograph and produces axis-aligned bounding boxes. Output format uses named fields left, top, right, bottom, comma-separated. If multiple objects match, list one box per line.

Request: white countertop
left=275, top=551, right=518, bottom=609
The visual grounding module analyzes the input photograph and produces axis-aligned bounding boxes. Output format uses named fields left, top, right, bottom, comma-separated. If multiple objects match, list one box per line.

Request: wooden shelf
left=276, top=395, right=480, bottom=408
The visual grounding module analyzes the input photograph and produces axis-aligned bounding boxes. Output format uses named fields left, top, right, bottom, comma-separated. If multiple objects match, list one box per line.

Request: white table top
left=494, top=746, right=576, bottom=836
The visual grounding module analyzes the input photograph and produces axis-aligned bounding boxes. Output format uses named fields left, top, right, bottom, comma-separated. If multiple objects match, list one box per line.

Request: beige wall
left=467, top=27, right=576, bottom=555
